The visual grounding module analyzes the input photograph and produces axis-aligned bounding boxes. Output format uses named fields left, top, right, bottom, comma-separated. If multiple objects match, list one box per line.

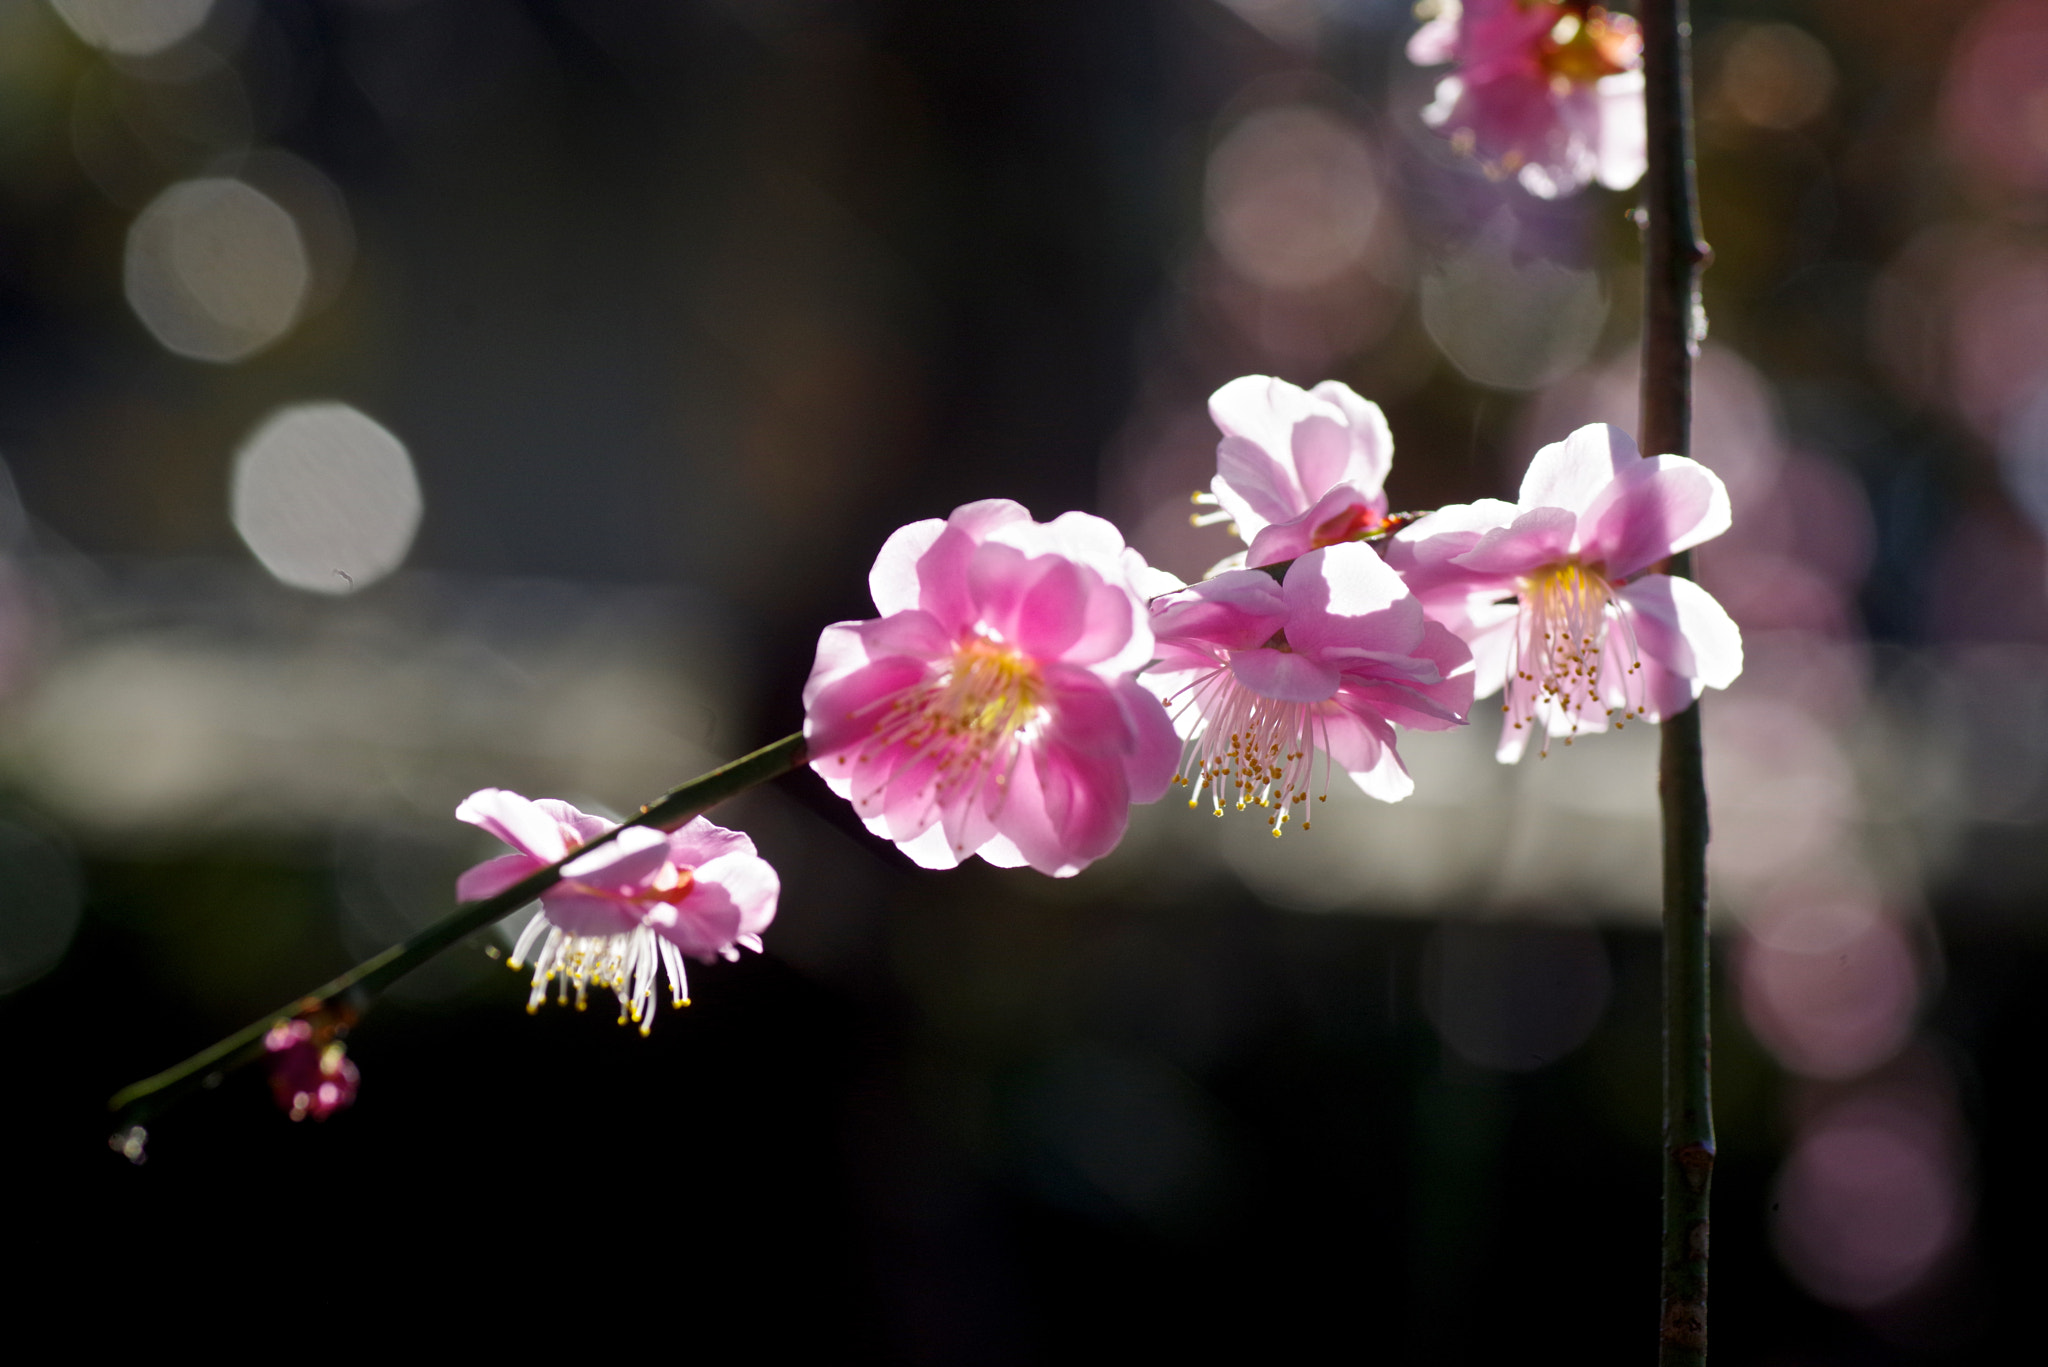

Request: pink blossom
left=802, top=499, right=1181, bottom=877
left=455, top=790, right=779, bottom=1032
left=1409, top=1, right=1646, bottom=200
left=1193, top=376, right=1395, bottom=571
left=264, top=1019, right=359, bottom=1122
left=1386, top=423, right=1742, bottom=761
left=1142, top=541, right=1474, bottom=830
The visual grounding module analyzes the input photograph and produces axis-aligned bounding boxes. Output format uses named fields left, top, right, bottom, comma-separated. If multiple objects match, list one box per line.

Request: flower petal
left=456, top=852, right=545, bottom=903
left=1450, top=506, right=1579, bottom=576
left=1280, top=542, right=1426, bottom=662
left=1319, top=709, right=1414, bottom=803
left=1617, top=574, right=1743, bottom=692
left=1150, top=569, right=1289, bottom=651
left=1578, top=454, right=1733, bottom=580
left=562, top=824, right=673, bottom=891
left=868, top=517, right=946, bottom=617
left=1116, top=677, right=1183, bottom=804
left=1308, top=380, right=1394, bottom=495
left=1518, top=423, right=1641, bottom=515
left=536, top=890, right=641, bottom=938
left=1229, top=647, right=1343, bottom=702
left=455, top=789, right=568, bottom=863
left=666, top=816, right=756, bottom=869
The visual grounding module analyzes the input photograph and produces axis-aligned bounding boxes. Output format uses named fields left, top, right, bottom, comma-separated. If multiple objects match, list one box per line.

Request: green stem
left=107, top=732, right=810, bottom=1134
left=1639, top=0, right=1714, bottom=1361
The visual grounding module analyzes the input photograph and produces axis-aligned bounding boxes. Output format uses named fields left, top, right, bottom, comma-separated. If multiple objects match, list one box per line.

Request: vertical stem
left=1639, top=0, right=1713, bottom=1361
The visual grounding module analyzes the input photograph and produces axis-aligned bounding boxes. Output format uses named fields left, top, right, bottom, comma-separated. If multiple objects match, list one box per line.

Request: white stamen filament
left=1503, top=560, right=1646, bottom=756
left=509, top=913, right=690, bottom=1037
left=1167, top=664, right=1330, bottom=836
left=1189, top=489, right=1236, bottom=531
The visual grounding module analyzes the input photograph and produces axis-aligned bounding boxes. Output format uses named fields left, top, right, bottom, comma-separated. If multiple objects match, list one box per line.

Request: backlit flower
left=1408, top=0, right=1646, bottom=200
left=1386, top=423, right=1742, bottom=760
left=1143, top=541, right=1473, bottom=832
left=803, top=499, right=1181, bottom=877
left=456, top=790, right=779, bottom=1033
left=1192, top=375, right=1396, bottom=571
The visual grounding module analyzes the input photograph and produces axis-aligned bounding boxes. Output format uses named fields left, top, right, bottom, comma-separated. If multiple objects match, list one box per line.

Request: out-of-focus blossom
left=456, top=790, right=778, bottom=1033
left=1142, top=541, right=1473, bottom=831
left=1409, top=0, right=1647, bottom=200
left=264, top=1019, right=359, bottom=1122
left=1192, top=376, right=1395, bottom=571
left=1389, top=424, right=1741, bottom=760
left=803, top=500, right=1179, bottom=878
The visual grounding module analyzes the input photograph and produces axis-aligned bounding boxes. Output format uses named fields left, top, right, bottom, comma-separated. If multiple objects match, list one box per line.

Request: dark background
left=0, top=1, right=2039, bottom=1359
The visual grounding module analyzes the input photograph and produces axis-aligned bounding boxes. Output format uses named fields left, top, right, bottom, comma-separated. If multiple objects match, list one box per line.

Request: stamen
left=1505, top=560, right=1648, bottom=757
left=851, top=634, right=1046, bottom=840
left=1169, top=665, right=1330, bottom=836
left=507, top=913, right=692, bottom=1035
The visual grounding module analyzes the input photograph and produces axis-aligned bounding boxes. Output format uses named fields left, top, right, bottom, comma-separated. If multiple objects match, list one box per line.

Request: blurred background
left=0, top=0, right=2037, bottom=1358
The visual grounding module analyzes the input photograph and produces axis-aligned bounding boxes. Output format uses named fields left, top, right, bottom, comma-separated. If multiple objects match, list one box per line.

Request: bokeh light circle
left=124, top=178, right=310, bottom=363
left=1205, top=105, right=1381, bottom=292
left=48, top=0, right=214, bottom=57
left=230, top=403, right=423, bottom=595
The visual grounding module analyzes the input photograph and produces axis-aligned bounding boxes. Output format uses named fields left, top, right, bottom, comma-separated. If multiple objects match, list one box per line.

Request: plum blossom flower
left=456, top=790, right=779, bottom=1033
left=1386, top=423, right=1742, bottom=761
left=803, top=499, right=1180, bottom=877
left=1142, top=541, right=1474, bottom=832
left=264, top=1019, right=359, bottom=1122
left=1192, top=376, right=1396, bottom=572
left=1408, top=0, right=1647, bottom=200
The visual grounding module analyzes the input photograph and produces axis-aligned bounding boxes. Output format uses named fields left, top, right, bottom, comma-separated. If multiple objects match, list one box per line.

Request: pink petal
left=1215, top=434, right=1305, bottom=531
left=868, top=517, right=946, bottom=616
left=988, top=747, right=1074, bottom=876
left=686, top=848, right=780, bottom=941
left=1311, top=381, right=1392, bottom=490
left=536, top=890, right=641, bottom=938
left=1280, top=542, right=1426, bottom=662
left=647, top=881, right=744, bottom=961
left=1150, top=570, right=1289, bottom=651
left=1059, top=573, right=1141, bottom=669
left=1229, top=647, right=1342, bottom=702
left=1459, top=602, right=1522, bottom=699
left=1010, top=554, right=1090, bottom=659
left=532, top=799, right=613, bottom=847
left=1518, top=424, right=1641, bottom=515
left=1616, top=575, right=1743, bottom=691
left=1290, top=413, right=1356, bottom=504
left=456, top=852, right=546, bottom=903
left=803, top=654, right=934, bottom=760
left=1032, top=738, right=1131, bottom=873
left=896, top=822, right=967, bottom=870
left=454, top=789, right=568, bottom=863
left=562, top=825, right=673, bottom=892
left=1450, top=506, right=1579, bottom=576
left=858, top=609, right=954, bottom=662
left=1578, top=455, right=1733, bottom=580
left=665, top=816, right=756, bottom=869
left=1115, top=677, right=1182, bottom=804
left=1318, top=708, right=1414, bottom=802
left=1243, top=482, right=1390, bottom=568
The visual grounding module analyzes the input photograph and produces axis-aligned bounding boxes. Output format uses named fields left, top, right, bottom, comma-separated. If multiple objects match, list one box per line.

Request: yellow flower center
left=853, top=635, right=1047, bottom=831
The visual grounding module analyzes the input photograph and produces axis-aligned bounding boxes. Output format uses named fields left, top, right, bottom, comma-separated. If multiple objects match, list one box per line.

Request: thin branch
left=1638, top=0, right=1715, bottom=1361
left=107, top=732, right=810, bottom=1136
